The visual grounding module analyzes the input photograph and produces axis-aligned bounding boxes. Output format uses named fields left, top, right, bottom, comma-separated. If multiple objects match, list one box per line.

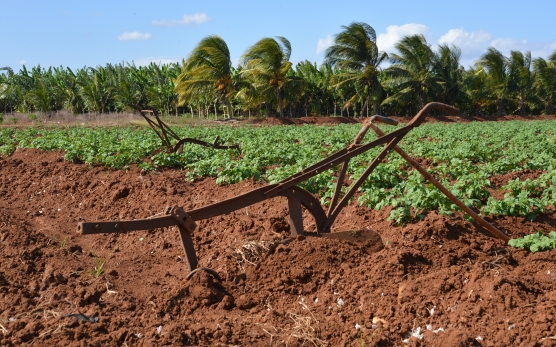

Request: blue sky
left=3, top=0, right=556, bottom=71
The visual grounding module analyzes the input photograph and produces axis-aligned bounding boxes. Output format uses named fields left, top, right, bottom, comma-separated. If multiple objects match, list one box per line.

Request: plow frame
left=128, top=103, right=240, bottom=153
left=78, top=102, right=509, bottom=281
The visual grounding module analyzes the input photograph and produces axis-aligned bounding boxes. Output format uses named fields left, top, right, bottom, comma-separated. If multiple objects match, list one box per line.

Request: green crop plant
left=509, top=230, right=556, bottom=252
left=48, top=235, right=68, bottom=250
left=88, top=247, right=117, bottom=278
left=59, top=237, right=68, bottom=249
left=0, top=120, right=555, bottom=222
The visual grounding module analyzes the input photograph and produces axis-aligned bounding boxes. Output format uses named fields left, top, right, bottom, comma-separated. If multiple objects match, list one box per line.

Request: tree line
left=1, top=22, right=556, bottom=118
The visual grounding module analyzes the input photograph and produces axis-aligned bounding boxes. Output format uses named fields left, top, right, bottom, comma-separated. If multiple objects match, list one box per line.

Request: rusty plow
left=78, top=102, right=510, bottom=282
left=128, top=103, right=240, bottom=153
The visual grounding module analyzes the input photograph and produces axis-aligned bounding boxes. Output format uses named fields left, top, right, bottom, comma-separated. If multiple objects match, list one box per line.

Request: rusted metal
left=78, top=185, right=328, bottom=234
left=171, top=135, right=239, bottom=153
left=78, top=102, right=510, bottom=282
left=186, top=267, right=222, bottom=282
left=177, top=224, right=198, bottom=273
left=167, top=205, right=197, bottom=233
left=128, top=103, right=239, bottom=153
left=287, top=196, right=304, bottom=237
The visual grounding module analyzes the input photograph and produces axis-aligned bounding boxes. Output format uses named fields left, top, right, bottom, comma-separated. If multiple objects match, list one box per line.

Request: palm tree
left=532, top=51, right=556, bottom=115
left=433, top=44, right=466, bottom=108
left=240, top=36, right=304, bottom=117
left=25, top=66, right=57, bottom=114
left=383, top=34, right=441, bottom=112
left=295, top=60, right=325, bottom=116
left=110, top=63, right=137, bottom=112
left=52, top=67, right=84, bottom=113
left=462, top=67, right=490, bottom=116
left=507, top=51, right=533, bottom=116
left=143, top=63, right=179, bottom=116
left=477, top=47, right=509, bottom=116
left=175, top=35, right=236, bottom=118
left=78, top=67, right=113, bottom=113
left=324, top=22, right=388, bottom=115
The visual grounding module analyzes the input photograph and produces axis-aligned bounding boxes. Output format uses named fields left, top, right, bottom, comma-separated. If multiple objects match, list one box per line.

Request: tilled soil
left=1, top=149, right=556, bottom=346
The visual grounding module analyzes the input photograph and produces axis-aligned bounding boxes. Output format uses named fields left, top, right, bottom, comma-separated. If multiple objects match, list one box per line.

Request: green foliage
left=175, top=35, right=237, bottom=118
left=29, top=113, right=38, bottom=122
left=9, top=117, right=17, bottom=124
left=88, top=247, right=117, bottom=278
left=59, top=237, right=68, bottom=249
left=324, top=22, right=388, bottom=115
left=137, top=161, right=155, bottom=172
left=240, top=36, right=304, bottom=117
left=1, top=29, right=556, bottom=117
left=508, top=231, right=556, bottom=252
left=1, top=119, right=556, bottom=222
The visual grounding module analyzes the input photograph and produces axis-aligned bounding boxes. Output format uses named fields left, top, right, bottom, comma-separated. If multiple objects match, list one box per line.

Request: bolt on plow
left=77, top=102, right=510, bottom=282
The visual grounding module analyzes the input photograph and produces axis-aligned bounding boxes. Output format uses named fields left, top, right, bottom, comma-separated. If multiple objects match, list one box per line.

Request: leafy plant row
left=1, top=119, right=556, bottom=223
left=509, top=231, right=556, bottom=252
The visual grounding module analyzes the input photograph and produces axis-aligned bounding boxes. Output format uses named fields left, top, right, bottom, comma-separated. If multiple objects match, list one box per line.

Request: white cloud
left=118, top=31, right=152, bottom=41
left=438, top=28, right=491, bottom=53
left=491, top=38, right=556, bottom=62
left=437, top=28, right=493, bottom=68
left=371, top=23, right=556, bottom=69
left=377, top=24, right=428, bottom=54
left=490, top=38, right=528, bottom=52
left=437, top=29, right=556, bottom=67
left=18, top=60, right=27, bottom=65
left=152, top=13, right=210, bottom=27
left=316, top=34, right=334, bottom=55
left=133, top=56, right=181, bottom=66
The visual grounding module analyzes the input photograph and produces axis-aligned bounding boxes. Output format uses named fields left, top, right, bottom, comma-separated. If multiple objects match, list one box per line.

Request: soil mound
left=1, top=148, right=556, bottom=346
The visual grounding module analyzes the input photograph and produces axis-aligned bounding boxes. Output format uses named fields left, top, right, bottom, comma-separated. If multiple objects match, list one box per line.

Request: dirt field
left=1, top=144, right=556, bottom=346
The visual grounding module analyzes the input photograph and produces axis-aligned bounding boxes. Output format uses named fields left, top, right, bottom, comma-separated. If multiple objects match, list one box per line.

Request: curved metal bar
left=171, top=136, right=240, bottom=152
left=128, top=103, right=239, bottom=153
left=324, top=136, right=404, bottom=231
left=186, top=267, right=223, bottom=282
left=329, top=115, right=399, bottom=213
left=407, top=102, right=459, bottom=127
left=188, top=184, right=327, bottom=233
left=370, top=115, right=399, bottom=126
left=280, top=186, right=328, bottom=233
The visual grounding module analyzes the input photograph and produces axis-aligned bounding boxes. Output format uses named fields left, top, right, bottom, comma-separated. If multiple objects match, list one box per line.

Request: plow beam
left=78, top=102, right=509, bottom=283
